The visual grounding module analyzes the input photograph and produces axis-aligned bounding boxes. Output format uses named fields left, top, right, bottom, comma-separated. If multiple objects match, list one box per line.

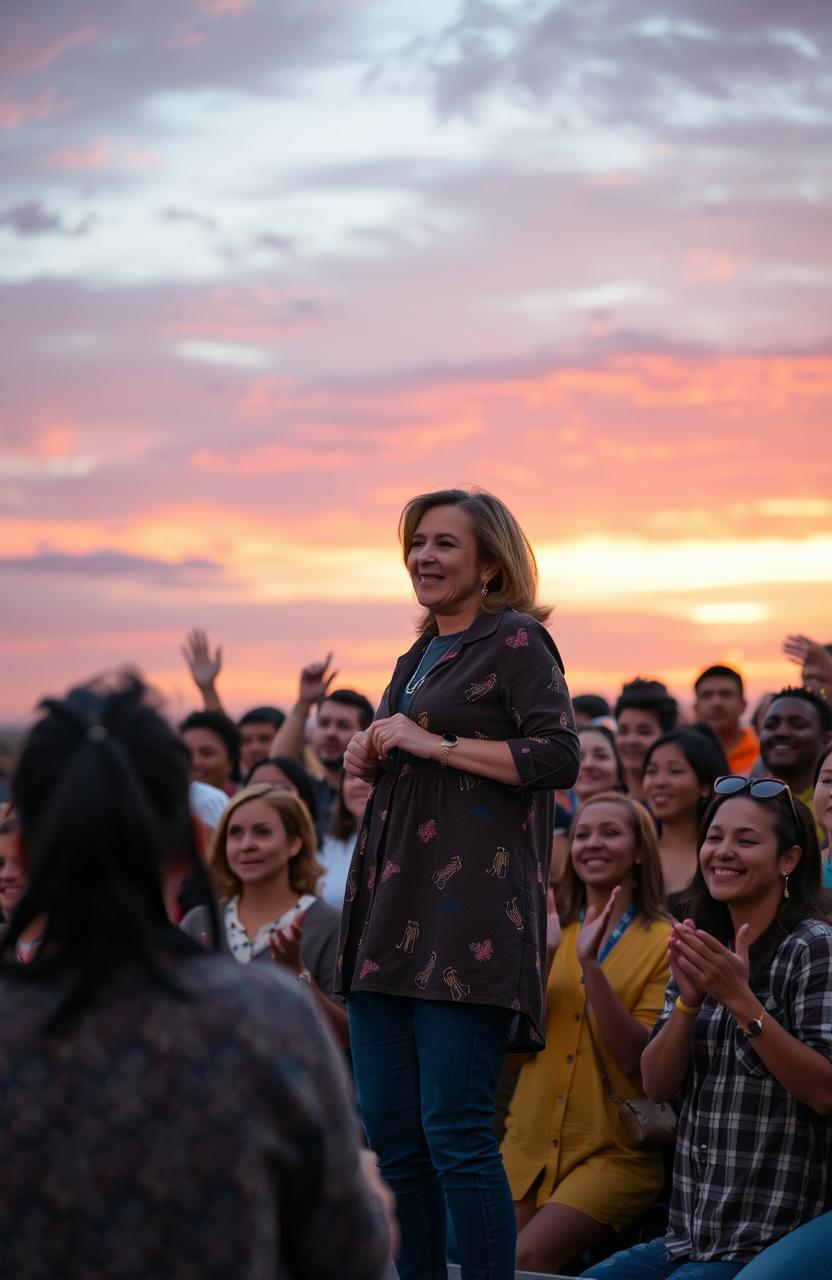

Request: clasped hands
left=343, top=714, right=442, bottom=780
left=669, top=918, right=754, bottom=1016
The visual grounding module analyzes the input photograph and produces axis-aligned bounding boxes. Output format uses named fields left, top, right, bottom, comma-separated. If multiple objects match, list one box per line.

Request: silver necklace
left=405, top=640, right=448, bottom=697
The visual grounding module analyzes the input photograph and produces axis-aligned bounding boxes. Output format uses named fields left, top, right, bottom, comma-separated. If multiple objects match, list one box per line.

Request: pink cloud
left=24, top=26, right=99, bottom=72
left=0, top=89, right=73, bottom=131
left=195, top=0, right=253, bottom=17
left=189, top=443, right=350, bottom=476
left=47, top=135, right=109, bottom=171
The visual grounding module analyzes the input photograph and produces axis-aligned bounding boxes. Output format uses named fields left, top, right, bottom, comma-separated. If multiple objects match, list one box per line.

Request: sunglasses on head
left=713, top=774, right=799, bottom=826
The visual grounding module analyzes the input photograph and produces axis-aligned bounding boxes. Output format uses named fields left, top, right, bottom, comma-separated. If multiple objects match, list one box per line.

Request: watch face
left=744, top=1018, right=763, bottom=1038
left=442, top=734, right=459, bottom=747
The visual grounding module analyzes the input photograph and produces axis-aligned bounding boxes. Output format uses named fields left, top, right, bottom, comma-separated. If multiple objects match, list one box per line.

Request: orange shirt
left=727, top=725, right=759, bottom=775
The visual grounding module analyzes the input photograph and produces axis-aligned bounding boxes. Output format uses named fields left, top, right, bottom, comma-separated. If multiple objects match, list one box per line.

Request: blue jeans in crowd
left=581, top=1237, right=745, bottom=1280
left=348, top=992, right=516, bottom=1280
left=734, top=1212, right=832, bottom=1279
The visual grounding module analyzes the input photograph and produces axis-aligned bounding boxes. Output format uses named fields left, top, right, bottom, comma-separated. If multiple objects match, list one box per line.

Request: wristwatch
left=439, top=733, right=459, bottom=767
left=297, top=969, right=312, bottom=984
left=738, top=1010, right=765, bottom=1038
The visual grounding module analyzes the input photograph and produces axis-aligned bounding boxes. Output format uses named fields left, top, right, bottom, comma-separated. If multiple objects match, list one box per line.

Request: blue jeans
left=581, top=1237, right=745, bottom=1280
left=348, top=992, right=515, bottom=1280
left=735, top=1214, right=832, bottom=1279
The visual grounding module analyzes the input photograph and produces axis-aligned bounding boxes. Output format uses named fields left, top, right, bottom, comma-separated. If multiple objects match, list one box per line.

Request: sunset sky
left=2, top=0, right=830, bottom=726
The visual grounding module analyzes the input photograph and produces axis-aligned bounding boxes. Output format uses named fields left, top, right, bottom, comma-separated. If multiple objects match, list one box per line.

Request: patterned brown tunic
left=335, top=609, right=580, bottom=1048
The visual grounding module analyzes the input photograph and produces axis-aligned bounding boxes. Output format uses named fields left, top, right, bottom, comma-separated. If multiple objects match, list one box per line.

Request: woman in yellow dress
left=501, top=792, right=672, bottom=1275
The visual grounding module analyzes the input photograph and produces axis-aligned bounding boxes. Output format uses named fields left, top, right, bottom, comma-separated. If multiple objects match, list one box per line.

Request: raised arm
left=181, top=629, right=225, bottom=713
left=271, top=653, right=337, bottom=760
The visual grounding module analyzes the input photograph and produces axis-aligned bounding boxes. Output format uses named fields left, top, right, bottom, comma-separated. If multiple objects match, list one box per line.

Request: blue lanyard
left=579, top=904, right=637, bottom=964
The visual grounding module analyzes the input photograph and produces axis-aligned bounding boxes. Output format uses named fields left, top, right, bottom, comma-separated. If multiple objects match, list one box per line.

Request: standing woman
left=581, top=778, right=832, bottom=1279
left=643, top=729, right=728, bottom=916
left=336, top=487, right=580, bottom=1280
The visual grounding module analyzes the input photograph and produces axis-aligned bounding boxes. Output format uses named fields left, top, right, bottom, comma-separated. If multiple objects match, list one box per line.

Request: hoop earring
left=783, top=874, right=790, bottom=900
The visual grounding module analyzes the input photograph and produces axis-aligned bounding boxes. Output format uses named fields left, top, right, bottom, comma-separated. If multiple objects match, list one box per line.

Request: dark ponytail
left=5, top=675, right=221, bottom=1030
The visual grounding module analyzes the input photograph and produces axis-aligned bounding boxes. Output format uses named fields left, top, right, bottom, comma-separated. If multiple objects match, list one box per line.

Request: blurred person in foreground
left=0, top=675, right=392, bottom=1280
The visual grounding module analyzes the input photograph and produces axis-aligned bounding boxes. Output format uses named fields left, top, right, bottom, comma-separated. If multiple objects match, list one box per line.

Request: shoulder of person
left=302, top=896, right=341, bottom=932
left=180, top=904, right=212, bottom=938
left=777, top=916, right=832, bottom=963
left=494, top=611, right=566, bottom=670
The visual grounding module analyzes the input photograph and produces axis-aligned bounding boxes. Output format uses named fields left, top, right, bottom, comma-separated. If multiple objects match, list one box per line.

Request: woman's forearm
left=726, top=991, right=832, bottom=1115
left=640, top=1009, right=695, bottom=1102
left=429, top=736, right=522, bottom=785
left=582, top=962, right=650, bottom=1077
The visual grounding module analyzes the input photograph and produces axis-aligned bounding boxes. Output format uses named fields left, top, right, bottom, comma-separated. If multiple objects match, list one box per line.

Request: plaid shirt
left=651, top=918, right=832, bottom=1262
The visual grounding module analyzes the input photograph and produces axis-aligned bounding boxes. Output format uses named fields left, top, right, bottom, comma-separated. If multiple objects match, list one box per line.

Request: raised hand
left=576, top=884, right=620, bottom=968
left=298, top=653, right=338, bottom=707
left=783, top=634, right=832, bottom=692
left=181, top=629, right=222, bottom=691
left=670, top=921, right=752, bottom=1015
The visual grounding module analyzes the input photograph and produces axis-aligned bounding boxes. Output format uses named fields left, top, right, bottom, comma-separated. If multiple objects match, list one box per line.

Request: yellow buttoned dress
left=501, top=918, right=671, bottom=1231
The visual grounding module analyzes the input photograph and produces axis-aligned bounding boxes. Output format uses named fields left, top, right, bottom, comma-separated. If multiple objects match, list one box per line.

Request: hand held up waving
left=181, top=629, right=222, bottom=690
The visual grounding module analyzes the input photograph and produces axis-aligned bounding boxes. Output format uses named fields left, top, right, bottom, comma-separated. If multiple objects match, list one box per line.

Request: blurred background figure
left=614, top=679, right=679, bottom=801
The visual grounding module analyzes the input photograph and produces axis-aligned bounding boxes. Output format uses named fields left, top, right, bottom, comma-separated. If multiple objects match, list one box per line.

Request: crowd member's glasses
left=713, top=774, right=799, bottom=827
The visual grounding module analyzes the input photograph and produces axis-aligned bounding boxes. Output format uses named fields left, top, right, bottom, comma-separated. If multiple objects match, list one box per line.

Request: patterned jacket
left=335, top=608, right=580, bottom=1048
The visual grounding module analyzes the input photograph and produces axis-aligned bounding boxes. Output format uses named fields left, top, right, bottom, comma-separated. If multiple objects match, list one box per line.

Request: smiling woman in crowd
left=582, top=776, right=832, bottom=1279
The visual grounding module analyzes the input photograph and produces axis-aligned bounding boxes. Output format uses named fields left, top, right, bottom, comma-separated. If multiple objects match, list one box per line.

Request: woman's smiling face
left=570, top=799, right=639, bottom=893
left=698, top=795, right=798, bottom=908
left=406, top=504, right=491, bottom=620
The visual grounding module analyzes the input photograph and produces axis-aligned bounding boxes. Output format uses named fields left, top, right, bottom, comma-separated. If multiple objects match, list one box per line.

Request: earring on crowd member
left=783, top=874, right=790, bottom=900
left=481, top=580, right=489, bottom=597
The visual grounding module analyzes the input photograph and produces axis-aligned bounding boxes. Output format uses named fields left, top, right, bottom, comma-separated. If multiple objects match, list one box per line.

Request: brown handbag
left=583, top=1002, right=677, bottom=1147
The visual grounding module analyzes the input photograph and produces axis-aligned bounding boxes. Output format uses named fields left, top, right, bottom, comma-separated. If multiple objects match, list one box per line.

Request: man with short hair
left=693, top=664, right=758, bottom=775
left=271, top=654, right=374, bottom=833
left=237, top=706, right=286, bottom=777
left=759, top=687, right=832, bottom=812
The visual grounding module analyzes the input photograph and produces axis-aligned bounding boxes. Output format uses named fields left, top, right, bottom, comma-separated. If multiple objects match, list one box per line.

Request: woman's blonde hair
left=557, top=792, right=669, bottom=926
left=399, top=487, right=551, bottom=634
left=210, top=783, right=322, bottom=901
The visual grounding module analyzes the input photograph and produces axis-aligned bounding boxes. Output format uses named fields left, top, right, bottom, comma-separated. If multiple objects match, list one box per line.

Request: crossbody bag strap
left=582, top=998, right=625, bottom=1107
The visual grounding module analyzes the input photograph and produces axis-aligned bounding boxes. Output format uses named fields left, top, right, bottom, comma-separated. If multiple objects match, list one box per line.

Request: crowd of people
left=1, top=486, right=831, bottom=1280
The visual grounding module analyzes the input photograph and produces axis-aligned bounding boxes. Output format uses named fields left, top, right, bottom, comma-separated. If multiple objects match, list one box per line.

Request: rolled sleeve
left=500, top=619, right=580, bottom=791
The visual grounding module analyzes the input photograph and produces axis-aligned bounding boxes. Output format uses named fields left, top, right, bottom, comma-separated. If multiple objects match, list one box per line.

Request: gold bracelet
left=675, top=996, right=702, bottom=1016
